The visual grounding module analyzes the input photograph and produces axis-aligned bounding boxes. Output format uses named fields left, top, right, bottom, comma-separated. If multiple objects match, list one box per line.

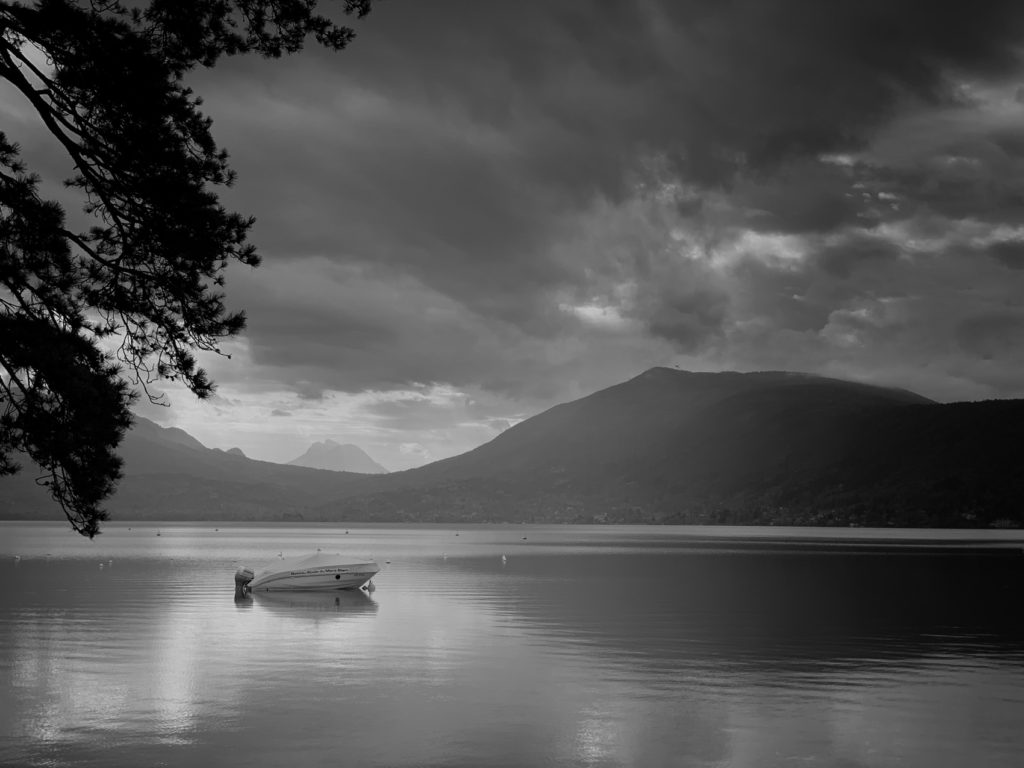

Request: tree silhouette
left=0, top=0, right=372, bottom=536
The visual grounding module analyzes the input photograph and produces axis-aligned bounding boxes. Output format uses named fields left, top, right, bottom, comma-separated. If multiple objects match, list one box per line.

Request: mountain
left=0, top=415, right=374, bottom=522
left=2, top=368, right=1022, bottom=527
left=311, top=369, right=1024, bottom=527
left=288, top=440, right=388, bottom=474
left=131, top=416, right=209, bottom=451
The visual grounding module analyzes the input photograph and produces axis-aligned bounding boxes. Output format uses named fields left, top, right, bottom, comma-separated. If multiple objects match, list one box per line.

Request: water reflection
left=247, top=588, right=379, bottom=617
left=233, top=593, right=254, bottom=610
left=442, top=551, right=1024, bottom=675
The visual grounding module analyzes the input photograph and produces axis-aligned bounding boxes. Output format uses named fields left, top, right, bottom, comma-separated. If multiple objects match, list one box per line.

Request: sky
left=8, top=0, right=1024, bottom=470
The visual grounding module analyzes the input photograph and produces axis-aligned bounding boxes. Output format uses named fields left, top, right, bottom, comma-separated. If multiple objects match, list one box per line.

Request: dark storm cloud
left=203, top=0, right=1024, bottom=252
left=816, top=234, right=903, bottom=279
left=181, top=0, right=1024, bottom=404
left=731, top=162, right=866, bottom=234
left=333, top=0, right=1024, bottom=182
left=640, top=285, right=729, bottom=348
left=987, top=240, right=1024, bottom=269
left=221, top=254, right=675, bottom=401
left=956, top=312, right=1024, bottom=360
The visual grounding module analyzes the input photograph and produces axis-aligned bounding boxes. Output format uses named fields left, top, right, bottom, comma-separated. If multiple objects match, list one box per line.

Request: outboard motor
left=234, top=566, right=254, bottom=596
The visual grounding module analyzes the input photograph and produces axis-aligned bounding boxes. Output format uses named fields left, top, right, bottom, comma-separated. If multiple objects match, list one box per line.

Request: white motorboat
left=234, top=552, right=380, bottom=593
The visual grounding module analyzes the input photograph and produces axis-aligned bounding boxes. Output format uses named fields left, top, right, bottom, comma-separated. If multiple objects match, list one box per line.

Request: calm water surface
left=1, top=522, right=1023, bottom=767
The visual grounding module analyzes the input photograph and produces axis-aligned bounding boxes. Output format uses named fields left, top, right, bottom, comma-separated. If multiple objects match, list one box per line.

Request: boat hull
left=249, top=561, right=379, bottom=592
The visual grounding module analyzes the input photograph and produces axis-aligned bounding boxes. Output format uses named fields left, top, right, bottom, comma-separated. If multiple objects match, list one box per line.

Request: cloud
left=131, top=394, right=174, bottom=424
left=814, top=233, right=903, bottom=279
left=398, top=442, right=430, bottom=460
left=987, top=239, right=1024, bottom=269
left=214, top=250, right=683, bottom=404
left=131, top=2, right=1011, bottom=416
left=955, top=311, right=1024, bottom=361
left=12, top=1, right=1024, bottom=465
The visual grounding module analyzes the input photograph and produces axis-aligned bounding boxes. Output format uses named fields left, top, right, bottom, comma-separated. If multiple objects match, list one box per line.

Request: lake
left=2, top=522, right=1023, bottom=767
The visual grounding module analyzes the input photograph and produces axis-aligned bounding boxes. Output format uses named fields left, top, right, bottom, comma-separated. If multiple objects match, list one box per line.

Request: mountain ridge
left=1, top=369, right=1020, bottom=528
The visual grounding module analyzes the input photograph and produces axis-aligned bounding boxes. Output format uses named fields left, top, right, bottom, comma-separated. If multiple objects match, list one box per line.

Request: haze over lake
left=2, top=522, right=1023, bottom=768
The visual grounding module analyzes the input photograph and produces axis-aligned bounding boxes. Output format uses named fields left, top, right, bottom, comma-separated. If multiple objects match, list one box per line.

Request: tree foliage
left=0, top=0, right=371, bottom=536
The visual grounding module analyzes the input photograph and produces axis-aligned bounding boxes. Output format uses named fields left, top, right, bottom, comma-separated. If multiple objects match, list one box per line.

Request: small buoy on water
left=501, top=554, right=507, bottom=564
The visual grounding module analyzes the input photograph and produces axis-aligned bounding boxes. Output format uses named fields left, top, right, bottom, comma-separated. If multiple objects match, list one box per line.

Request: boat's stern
left=234, top=566, right=255, bottom=596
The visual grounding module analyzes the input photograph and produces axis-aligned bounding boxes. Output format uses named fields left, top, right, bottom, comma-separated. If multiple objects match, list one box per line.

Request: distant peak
left=287, top=440, right=389, bottom=474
